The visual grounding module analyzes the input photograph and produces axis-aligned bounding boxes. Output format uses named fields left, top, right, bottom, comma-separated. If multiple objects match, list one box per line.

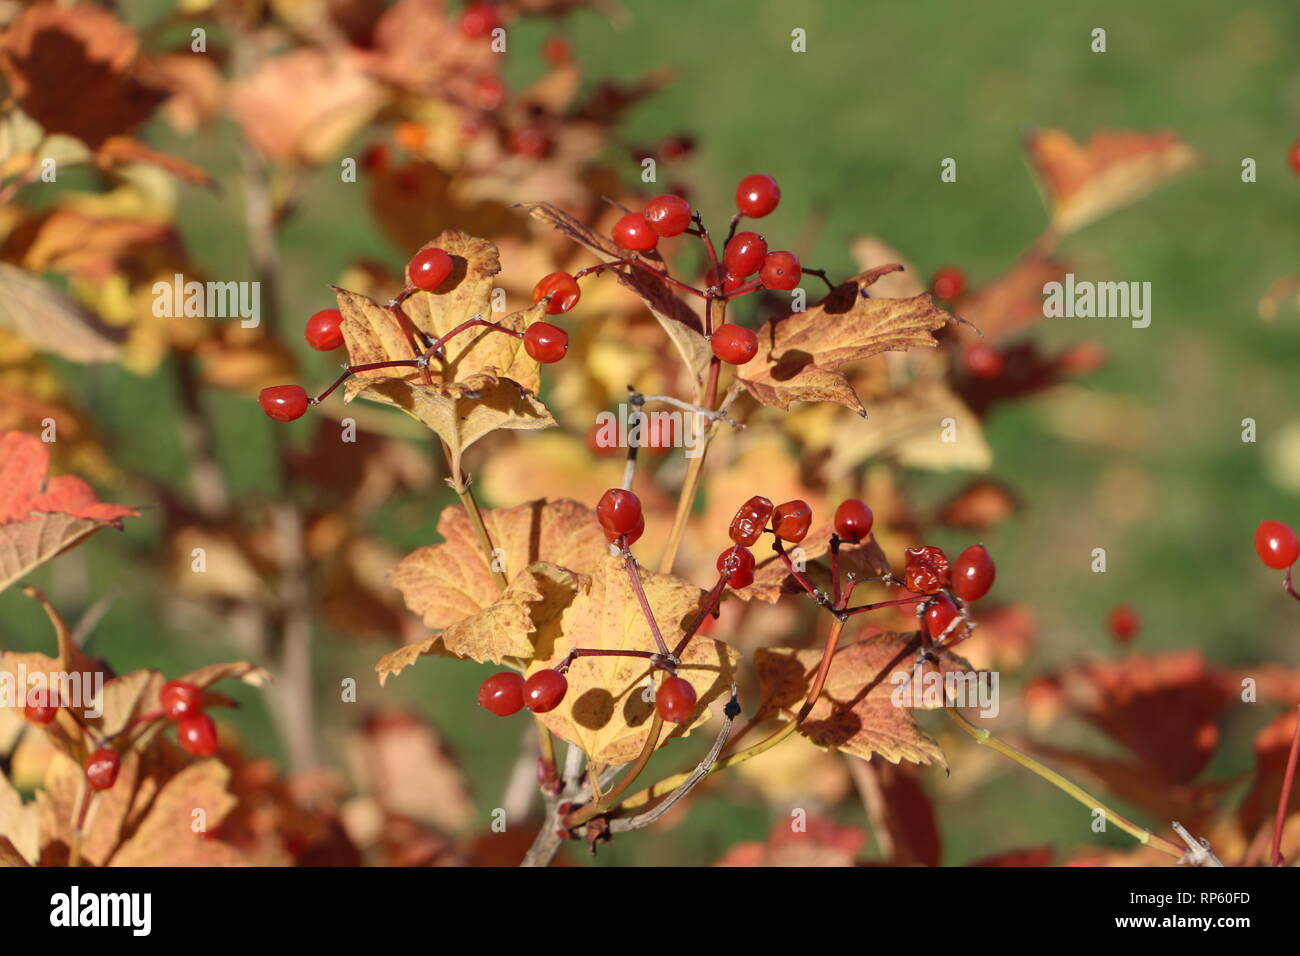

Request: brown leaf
left=520, top=201, right=711, bottom=382
left=739, top=266, right=952, bottom=413
left=1025, top=128, right=1200, bottom=235
left=0, top=4, right=167, bottom=150
left=383, top=498, right=608, bottom=680
left=0, top=262, right=123, bottom=362
left=956, top=255, right=1069, bottom=342
left=715, top=816, right=866, bottom=867
left=755, top=631, right=947, bottom=767
left=935, top=479, right=1020, bottom=532
left=108, top=760, right=245, bottom=866
left=531, top=556, right=741, bottom=764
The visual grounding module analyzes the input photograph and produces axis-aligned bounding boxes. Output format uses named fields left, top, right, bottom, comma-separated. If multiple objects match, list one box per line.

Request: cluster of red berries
left=900, top=542, right=996, bottom=645
left=25, top=679, right=222, bottom=794
left=259, top=245, right=570, bottom=423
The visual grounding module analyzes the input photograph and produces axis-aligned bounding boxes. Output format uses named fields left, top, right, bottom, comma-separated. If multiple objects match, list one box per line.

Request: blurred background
left=3, top=0, right=1300, bottom=865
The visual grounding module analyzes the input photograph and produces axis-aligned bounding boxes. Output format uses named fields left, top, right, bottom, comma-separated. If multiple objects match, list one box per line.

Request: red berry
left=408, top=247, right=454, bottom=291
left=23, top=688, right=58, bottom=724
left=543, top=35, right=571, bottom=66
left=729, top=495, right=774, bottom=547
left=925, top=592, right=962, bottom=644
left=759, top=251, right=801, bottom=291
left=716, top=545, right=756, bottom=589
left=259, top=385, right=309, bottom=422
left=656, top=675, right=697, bottom=723
left=478, top=672, right=525, bottom=716
left=833, top=499, right=874, bottom=543
left=723, top=231, right=768, bottom=277
left=612, top=212, right=658, bottom=252
left=459, top=1, right=499, bottom=38
left=930, top=266, right=966, bottom=300
left=706, top=265, right=747, bottom=295
left=597, top=488, right=643, bottom=536
left=1290, top=141, right=1300, bottom=175
left=965, top=342, right=1003, bottom=378
left=1108, top=604, right=1140, bottom=644
left=305, top=308, right=344, bottom=351
left=735, top=173, right=780, bottom=218
left=1255, top=520, right=1299, bottom=569
left=772, top=499, right=812, bottom=543
left=523, top=322, right=568, bottom=363
left=711, top=323, right=758, bottom=365
left=523, top=670, right=567, bottom=713
left=177, top=713, right=219, bottom=757
left=472, top=74, right=505, bottom=110
left=160, top=680, right=203, bottom=721
left=643, top=194, right=692, bottom=237
left=532, top=272, right=581, bottom=315
left=904, top=546, right=950, bottom=594
left=952, top=544, right=996, bottom=602
left=84, top=748, right=120, bottom=790
left=618, top=513, right=645, bottom=546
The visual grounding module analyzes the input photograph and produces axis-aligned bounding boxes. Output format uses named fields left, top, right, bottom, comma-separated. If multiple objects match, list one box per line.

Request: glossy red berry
left=597, top=488, right=643, bottom=536
left=259, top=385, right=309, bottom=422
left=965, top=342, right=1003, bottom=378
left=478, top=672, right=525, bottom=716
left=23, top=688, right=58, bottom=724
left=177, top=713, right=219, bottom=757
left=643, top=194, right=692, bottom=237
left=459, top=1, right=499, bottom=38
left=735, top=174, right=780, bottom=218
left=1255, top=520, right=1300, bottom=570
left=523, top=670, right=568, bottom=713
left=716, top=545, right=756, bottom=589
left=1290, top=141, right=1300, bottom=175
left=160, top=680, right=203, bottom=721
left=759, top=251, right=801, bottom=291
left=656, top=675, right=697, bottom=723
left=925, top=592, right=962, bottom=644
left=612, top=212, right=658, bottom=252
left=523, top=322, right=568, bottom=363
left=1108, top=604, right=1140, bottom=644
left=904, top=546, right=950, bottom=594
left=772, top=499, right=812, bottom=543
left=618, top=513, right=645, bottom=546
left=952, top=544, right=995, bottom=602
left=85, top=748, right=121, bottom=790
left=304, top=308, right=344, bottom=351
left=532, top=272, right=581, bottom=315
left=729, top=495, right=774, bottom=547
left=931, top=266, right=966, bottom=300
left=711, top=323, right=758, bottom=365
left=723, top=231, right=768, bottom=277
left=833, top=499, right=874, bottom=543
left=408, top=247, right=454, bottom=291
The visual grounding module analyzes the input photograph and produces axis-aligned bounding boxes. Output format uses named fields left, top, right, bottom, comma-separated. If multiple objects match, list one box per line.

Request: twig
left=1171, top=821, right=1225, bottom=867
left=1270, top=705, right=1300, bottom=866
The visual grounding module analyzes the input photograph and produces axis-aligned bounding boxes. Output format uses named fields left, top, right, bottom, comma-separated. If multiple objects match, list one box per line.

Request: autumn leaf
left=381, top=498, right=608, bottom=680
left=1025, top=128, right=1201, bottom=235
left=520, top=201, right=712, bottom=383
left=755, top=631, right=948, bottom=767
left=336, top=231, right=557, bottom=472
left=715, top=816, right=866, bottom=867
left=738, top=265, right=953, bottom=414
left=956, top=255, right=1069, bottom=342
left=0, top=263, right=123, bottom=363
left=108, top=760, right=245, bottom=866
left=531, top=556, right=741, bottom=765
left=0, top=431, right=137, bottom=592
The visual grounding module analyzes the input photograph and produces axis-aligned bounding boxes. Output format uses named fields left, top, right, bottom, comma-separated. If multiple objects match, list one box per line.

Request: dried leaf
left=739, top=266, right=952, bottom=413
left=0, top=263, right=123, bottom=362
left=1025, top=128, right=1201, bottom=235
left=531, top=556, right=741, bottom=764
left=755, top=631, right=947, bottom=767
left=108, top=761, right=245, bottom=866
left=715, top=817, right=866, bottom=867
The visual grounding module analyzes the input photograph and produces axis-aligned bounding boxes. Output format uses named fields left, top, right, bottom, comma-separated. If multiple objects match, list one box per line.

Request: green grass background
left=4, top=0, right=1300, bottom=865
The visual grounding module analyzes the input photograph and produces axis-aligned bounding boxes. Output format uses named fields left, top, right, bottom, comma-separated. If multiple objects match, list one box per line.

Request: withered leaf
left=0, top=263, right=123, bottom=363
left=739, top=265, right=953, bottom=414
left=532, top=556, right=741, bottom=765
left=755, top=631, right=947, bottom=767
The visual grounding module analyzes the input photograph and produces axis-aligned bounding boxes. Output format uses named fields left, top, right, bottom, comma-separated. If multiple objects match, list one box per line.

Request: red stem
left=843, top=595, right=926, bottom=617
left=1271, top=705, right=1300, bottom=866
left=623, top=548, right=671, bottom=657
left=672, top=571, right=729, bottom=659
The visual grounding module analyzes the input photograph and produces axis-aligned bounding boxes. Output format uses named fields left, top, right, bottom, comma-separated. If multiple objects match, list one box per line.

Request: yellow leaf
left=532, top=556, right=741, bottom=765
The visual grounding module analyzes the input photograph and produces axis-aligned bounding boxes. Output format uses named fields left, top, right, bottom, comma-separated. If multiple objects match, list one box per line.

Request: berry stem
left=656, top=358, right=723, bottom=574
left=671, top=571, right=729, bottom=659
left=772, top=537, right=834, bottom=612
left=688, top=212, right=721, bottom=281
left=1270, top=704, right=1300, bottom=866
left=842, top=594, right=927, bottom=617
left=68, top=786, right=94, bottom=868
left=563, top=715, right=665, bottom=828
left=623, top=550, right=672, bottom=657
left=575, top=257, right=705, bottom=299
left=1285, top=567, right=1300, bottom=604
left=944, top=706, right=1185, bottom=860
left=454, top=477, right=508, bottom=592
left=556, top=647, right=671, bottom=672
left=829, top=534, right=841, bottom=606
left=721, top=278, right=763, bottom=300
left=801, top=267, right=837, bottom=292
